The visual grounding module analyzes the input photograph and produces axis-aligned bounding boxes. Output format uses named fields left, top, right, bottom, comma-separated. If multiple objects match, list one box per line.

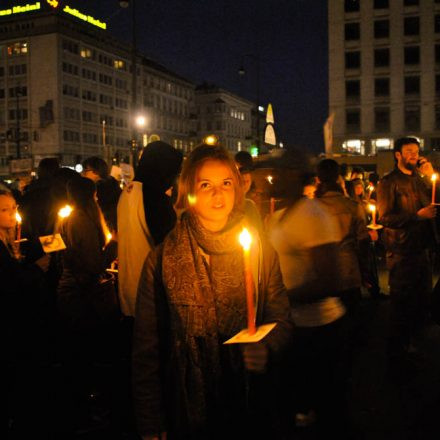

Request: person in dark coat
left=377, top=137, right=437, bottom=367
left=56, top=176, right=117, bottom=434
left=132, top=145, right=292, bottom=440
left=0, top=189, right=51, bottom=438
left=20, top=157, right=60, bottom=239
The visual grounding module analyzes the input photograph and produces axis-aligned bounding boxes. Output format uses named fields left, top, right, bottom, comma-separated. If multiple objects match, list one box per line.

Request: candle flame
left=239, top=228, right=252, bottom=251
left=58, top=204, right=73, bottom=218
left=106, top=232, right=112, bottom=243
left=266, top=175, right=273, bottom=184
left=368, top=204, right=376, bottom=213
left=15, top=211, right=22, bottom=223
left=432, top=173, right=438, bottom=182
left=188, top=194, right=197, bottom=206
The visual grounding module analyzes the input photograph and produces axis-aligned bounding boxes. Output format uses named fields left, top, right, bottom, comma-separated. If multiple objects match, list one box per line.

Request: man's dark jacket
left=377, top=168, right=435, bottom=255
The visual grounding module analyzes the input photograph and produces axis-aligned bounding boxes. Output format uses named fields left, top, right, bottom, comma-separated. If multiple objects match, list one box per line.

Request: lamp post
left=119, top=0, right=138, bottom=168
left=239, top=53, right=261, bottom=155
left=15, top=86, right=22, bottom=159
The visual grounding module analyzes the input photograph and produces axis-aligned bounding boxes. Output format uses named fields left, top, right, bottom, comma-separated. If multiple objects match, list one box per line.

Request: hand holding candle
left=239, top=227, right=256, bottom=335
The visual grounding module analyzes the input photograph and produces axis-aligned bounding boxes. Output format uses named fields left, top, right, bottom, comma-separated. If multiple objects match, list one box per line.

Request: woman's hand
left=242, top=342, right=268, bottom=373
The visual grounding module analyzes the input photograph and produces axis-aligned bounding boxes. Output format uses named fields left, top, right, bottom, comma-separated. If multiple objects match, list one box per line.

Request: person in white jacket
left=117, top=141, right=183, bottom=317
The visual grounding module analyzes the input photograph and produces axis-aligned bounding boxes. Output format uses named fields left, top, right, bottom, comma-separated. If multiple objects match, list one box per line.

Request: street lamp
left=15, top=86, right=22, bottom=159
left=238, top=53, right=261, bottom=155
left=119, top=0, right=138, bottom=168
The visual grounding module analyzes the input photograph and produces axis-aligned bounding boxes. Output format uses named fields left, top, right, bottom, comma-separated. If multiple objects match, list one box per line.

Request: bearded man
left=377, top=137, right=437, bottom=370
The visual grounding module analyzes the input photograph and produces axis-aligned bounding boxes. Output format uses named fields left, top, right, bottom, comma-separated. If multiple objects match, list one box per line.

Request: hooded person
left=117, top=141, right=183, bottom=317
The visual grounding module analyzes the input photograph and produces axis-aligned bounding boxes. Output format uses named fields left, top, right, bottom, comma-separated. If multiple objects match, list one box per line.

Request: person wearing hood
left=117, top=141, right=183, bottom=317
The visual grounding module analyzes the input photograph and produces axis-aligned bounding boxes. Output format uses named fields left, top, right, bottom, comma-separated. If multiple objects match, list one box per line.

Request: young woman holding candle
left=132, top=144, right=292, bottom=440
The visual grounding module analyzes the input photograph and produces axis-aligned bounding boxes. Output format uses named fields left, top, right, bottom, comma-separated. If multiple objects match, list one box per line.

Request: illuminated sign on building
left=63, top=5, right=106, bottom=29
left=0, top=1, right=107, bottom=30
left=0, top=2, right=41, bottom=16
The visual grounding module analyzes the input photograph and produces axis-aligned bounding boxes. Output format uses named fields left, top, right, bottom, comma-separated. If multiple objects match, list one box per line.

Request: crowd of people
left=1, top=136, right=440, bottom=439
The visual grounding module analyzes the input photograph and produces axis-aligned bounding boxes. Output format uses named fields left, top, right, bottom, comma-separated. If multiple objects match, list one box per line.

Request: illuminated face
left=354, top=183, right=364, bottom=196
left=395, top=143, right=419, bottom=171
left=191, top=160, right=235, bottom=231
left=0, top=195, right=17, bottom=231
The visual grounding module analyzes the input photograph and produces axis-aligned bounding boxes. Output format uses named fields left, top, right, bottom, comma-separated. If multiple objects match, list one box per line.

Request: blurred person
left=266, top=151, right=350, bottom=438
left=82, top=156, right=121, bottom=233
left=117, top=141, right=183, bottom=318
left=377, top=137, right=437, bottom=370
left=132, top=144, right=292, bottom=439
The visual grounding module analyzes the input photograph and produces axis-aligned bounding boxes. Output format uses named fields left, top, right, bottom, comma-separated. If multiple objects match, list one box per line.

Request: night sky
left=14, top=0, right=330, bottom=154
left=88, top=0, right=329, bottom=154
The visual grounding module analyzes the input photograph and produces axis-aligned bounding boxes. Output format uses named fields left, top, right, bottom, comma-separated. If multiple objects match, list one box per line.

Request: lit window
left=7, top=41, right=28, bottom=56
left=114, top=60, right=125, bottom=69
left=80, top=48, right=93, bottom=58
left=342, top=139, right=365, bottom=155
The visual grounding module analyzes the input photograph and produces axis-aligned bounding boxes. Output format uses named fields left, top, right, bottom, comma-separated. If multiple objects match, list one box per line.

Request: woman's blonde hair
left=0, top=190, right=20, bottom=259
left=174, top=144, right=245, bottom=212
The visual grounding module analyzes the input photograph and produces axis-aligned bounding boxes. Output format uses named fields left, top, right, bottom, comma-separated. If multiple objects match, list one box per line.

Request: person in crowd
left=132, top=144, right=292, bottom=439
left=266, top=152, right=350, bottom=438
left=234, top=151, right=264, bottom=235
left=117, top=141, right=183, bottom=318
left=20, top=157, right=60, bottom=238
left=56, top=176, right=117, bottom=433
left=1, top=189, right=51, bottom=437
left=316, top=159, right=371, bottom=308
left=82, top=156, right=121, bottom=233
left=315, top=159, right=373, bottom=378
left=377, top=137, right=437, bottom=371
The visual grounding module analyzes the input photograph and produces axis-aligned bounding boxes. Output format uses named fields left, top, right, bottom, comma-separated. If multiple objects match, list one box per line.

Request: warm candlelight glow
left=58, top=205, right=73, bottom=218
left=15, top=212, right=22, bottom=224
left=106, top=232, right=112, bottom=243
left=239, top=228, right=252, bottom=251
left=432, top=173, right=438, bottom=182
left=267, top=175, right=274, bottom=185
left=368, top=204, right=376, bottom=213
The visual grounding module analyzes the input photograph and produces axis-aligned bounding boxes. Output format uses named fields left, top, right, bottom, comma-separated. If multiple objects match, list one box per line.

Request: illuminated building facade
left=193, top=83, right=254, bottom=152
left=0, top=0, right=195, bottom=174
left=329, top=0, right=440, bottom=156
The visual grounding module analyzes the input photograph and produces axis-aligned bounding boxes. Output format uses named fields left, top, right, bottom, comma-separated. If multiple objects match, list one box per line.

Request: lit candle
left=368, top=204, right=376, bottom=226
left=432, top=173, right=438, bottom=204
left=15, top=211, right=22, bottom=242
left=58, top=204, right=73, bottom=219
left=54, top=204, right=73, bottom=234
left=238, top=228, right=256, bottom=335
left=266, top=175, right=273, bottom=185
